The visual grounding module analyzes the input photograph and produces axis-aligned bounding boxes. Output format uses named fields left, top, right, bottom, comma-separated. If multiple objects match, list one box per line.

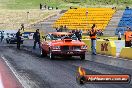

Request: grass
left=0, top=0, right=132, bottom=30
left=0, top=9, right=58, bottom=29
left=0, top=0, right=132, bottom=10
left=0, top=0, right=61, bottom=30
left=0, top=0, right=63, bottom=9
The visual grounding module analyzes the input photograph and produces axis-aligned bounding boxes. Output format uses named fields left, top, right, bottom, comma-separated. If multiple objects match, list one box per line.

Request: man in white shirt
left=118, top=31, right=121, bottom=40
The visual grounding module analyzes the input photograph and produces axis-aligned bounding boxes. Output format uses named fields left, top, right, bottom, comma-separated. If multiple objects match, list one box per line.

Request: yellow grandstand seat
left=53, top=8, right=116, bottom=31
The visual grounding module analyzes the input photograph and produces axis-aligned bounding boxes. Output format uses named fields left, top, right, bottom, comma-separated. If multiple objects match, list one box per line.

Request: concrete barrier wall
left=82, top=39, right=116, bottom=56
left=120, top=48, right=132, bottom=59
left=96, top=40, right=116, bottom=56
left=114, top=40, right=125, bottom=53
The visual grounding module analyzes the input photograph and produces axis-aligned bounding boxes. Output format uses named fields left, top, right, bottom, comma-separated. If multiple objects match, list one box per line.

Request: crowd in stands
left=55, top=25, right=83, bottom=41
left=56, top=25, right=68, bottom=32
left=55, top=25, right=104, bottom=41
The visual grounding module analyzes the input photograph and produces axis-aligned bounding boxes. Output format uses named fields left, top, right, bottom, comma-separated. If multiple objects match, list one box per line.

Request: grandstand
left=53, top=8, right=116, bottom=32
left=115, top=8, right=132, bottom=35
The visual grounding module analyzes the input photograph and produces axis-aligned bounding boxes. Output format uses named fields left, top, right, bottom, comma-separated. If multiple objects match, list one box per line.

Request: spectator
left=87, top=30, right=90, bottom=35
left=126, top=6, right=129, bottom=9
left=56, top=7, right=58, bottom=10
left=59, top=25, right=63, bottom=32
left=124, top=27, right=132, bottom=47
left=69, top=30, right=72, bottom=33
left=79, top=30, right=83, bottom=40
left=72, top=30, right=75, bottom=34
left=20, top=23, right=24, bottom=31
left=56, top=27, right=60, bottom=32
left=118, top=31, right=121, bottom=40
left=33, top=29, right=40, bottom=49
left=16, top=29, right=22, bottom=50
left=0, top=31, right=4, bottom=42
left=75, top=30, right=81, bottom=41
left=100, top=30, right=103, bottom=36
left=40, top=3, right=43, bottom=10
left=99, top=30, right=102, bottom=36
left=112, top=7, right=116, bottom=10
left=89, top=24, right=97, bottom=55
left=63, top=25, right=68, bottom=32
left=97, top=29, right=100, bottom=36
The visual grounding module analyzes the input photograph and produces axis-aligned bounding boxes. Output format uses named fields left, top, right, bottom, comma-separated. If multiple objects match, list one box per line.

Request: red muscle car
left=40, top=32, right=87, bottom=60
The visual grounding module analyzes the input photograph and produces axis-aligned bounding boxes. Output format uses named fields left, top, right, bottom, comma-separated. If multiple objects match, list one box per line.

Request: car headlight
left=52, top=46, right=60, bottom=50
left=81, top=45, right=87, bottom=50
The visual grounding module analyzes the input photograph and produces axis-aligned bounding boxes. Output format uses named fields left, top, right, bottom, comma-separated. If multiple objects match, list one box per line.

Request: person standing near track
left=16, top=29, right=22, bottom=50
left=124, top=27, right=132, bottom=47
left=89, top=24, right=97, bottom=55
left=20, top=23, right=24, bottom=31
left=59, top=25, right=63, bottom=32
left=0, top=31, right=4, bottom=42
left=75, top=30, right=80, bottom=41
left=118, top=31, right=122, bottom=40
left=33, top=29, right=40, bottom=49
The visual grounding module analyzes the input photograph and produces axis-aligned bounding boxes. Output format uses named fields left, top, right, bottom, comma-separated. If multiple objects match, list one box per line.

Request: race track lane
left=0, top=56, right=23, bottom=88
left=0, top=45, right=132, bottom=88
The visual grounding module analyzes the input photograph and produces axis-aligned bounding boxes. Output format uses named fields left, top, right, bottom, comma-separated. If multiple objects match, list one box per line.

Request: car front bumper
left=51, top=50, right=86, bottom=56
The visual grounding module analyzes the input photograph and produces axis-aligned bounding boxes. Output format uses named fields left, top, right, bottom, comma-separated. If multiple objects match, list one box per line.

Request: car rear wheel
left=6, top=40, right=9, bottom=44
left=9, top=40, right=11, bottom=44
left=80, top=54, right=85, bottom=60
left=40, top=48, right=47, bottom=57
left=49, top=49, right=54, bottom=60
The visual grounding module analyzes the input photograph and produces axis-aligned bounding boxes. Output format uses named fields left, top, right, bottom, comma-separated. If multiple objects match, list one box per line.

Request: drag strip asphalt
left=0, top=55, right=23, bottom=88
left=0, top=41, right=132, bottom=88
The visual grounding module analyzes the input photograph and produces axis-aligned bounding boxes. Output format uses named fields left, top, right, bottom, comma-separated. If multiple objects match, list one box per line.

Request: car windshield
left=50, top=34, right=78, bottom=40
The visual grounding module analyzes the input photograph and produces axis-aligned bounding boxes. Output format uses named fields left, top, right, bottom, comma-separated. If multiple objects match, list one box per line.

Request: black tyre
left=65, top=55, right=72, bottom=58
left=40, top=48, right=47, bottom=57
left=80, top=54, right=85, bottom=60
left=6, top=40, right=9, bottom=44
left=9, top=40, right=11, bottom=44
left=49, top=49, right=54, bottom=59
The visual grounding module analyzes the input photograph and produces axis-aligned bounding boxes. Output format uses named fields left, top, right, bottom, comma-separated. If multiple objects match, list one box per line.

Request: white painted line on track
left=1, top=55, right=25, bottom=88
left=0, top=74, right=4, bottom=88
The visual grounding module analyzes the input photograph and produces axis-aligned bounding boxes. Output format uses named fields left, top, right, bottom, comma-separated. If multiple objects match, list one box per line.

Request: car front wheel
left=49, top=49, right=54, bottom=60
left=40, top=48, right=47, bottom=57
left=80, top=54, right=85, bottom=60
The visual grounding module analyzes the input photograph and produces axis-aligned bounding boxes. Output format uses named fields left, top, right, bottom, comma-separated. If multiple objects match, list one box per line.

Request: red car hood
left=51, top=39, right=86, bottom=46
